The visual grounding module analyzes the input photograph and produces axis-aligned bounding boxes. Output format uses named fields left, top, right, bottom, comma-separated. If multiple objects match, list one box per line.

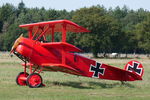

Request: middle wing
left=41, top=42, right=82, bottom=52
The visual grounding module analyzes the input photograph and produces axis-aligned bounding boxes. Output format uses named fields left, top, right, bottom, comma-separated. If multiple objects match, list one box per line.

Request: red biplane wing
left=19, top=19, right=90, bottom=35
left=41, top=63, right=81, bottom=75
left=41, top=42, right=82, bottom=52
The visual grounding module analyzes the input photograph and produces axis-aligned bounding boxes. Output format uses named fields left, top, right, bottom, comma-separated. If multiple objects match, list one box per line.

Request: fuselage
left=15, top=37, right=94, bottom=76
left=14, top=37, right=143, bottom=81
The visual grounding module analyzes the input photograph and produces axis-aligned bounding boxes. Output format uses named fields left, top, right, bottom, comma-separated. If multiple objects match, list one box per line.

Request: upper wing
left=19, top=19, right=90, bottom=35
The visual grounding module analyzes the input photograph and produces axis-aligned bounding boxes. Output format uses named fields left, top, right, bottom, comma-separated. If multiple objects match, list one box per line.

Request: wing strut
left=62, top=23, right=66, bottom=42
left=36, top=26, right=49, bottom=41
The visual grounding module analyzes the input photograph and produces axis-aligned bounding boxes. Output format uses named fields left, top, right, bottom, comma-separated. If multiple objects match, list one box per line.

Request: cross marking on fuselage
left=90, top=62, right=105, bottom=78
left=126, top=62, right=142, bottom=76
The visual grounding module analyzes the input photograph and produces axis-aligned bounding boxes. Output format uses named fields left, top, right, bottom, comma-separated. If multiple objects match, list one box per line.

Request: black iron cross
left=127, top=62, right=142, bottom=75
left=90, top=62, right=105, bottom=78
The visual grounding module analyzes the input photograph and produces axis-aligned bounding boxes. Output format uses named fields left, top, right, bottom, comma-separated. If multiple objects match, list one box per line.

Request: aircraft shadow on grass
left=46, top=81, right=135, bottom=89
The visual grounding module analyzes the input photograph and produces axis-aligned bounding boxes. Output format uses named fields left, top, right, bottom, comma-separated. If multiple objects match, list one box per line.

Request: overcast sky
left=0, top=0, right=150, bottom=11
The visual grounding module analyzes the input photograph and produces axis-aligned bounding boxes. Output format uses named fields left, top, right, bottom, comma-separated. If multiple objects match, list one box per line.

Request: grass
left=0, top=52, right=150, bottom=100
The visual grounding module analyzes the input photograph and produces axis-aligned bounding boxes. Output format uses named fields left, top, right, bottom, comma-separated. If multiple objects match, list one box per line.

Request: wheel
left=26, top=73, right=43, bottom=88
left=16, top=72, right=29, bottom=86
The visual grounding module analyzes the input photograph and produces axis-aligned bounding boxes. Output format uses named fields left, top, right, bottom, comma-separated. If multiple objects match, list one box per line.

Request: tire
left=16, top=72, right=29, bottom=86
left=26, top=73, right=43, bottom=88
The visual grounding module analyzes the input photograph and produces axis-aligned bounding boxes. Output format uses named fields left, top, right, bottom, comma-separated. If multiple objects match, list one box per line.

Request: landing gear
left=16, top=72, right=29, bottom=86
left=16, top=72, right=43, bottom=88
left=16, top=61, right=44, bottom=88
left=26, top=73, right=43, bottom=88
left=14, top=52, right=45, bottom=88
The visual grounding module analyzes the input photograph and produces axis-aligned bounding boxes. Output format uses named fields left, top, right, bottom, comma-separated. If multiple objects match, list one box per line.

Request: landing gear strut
left=15, top=59, right=44, bottom=88
left=14, top=52, right=44, bottom=88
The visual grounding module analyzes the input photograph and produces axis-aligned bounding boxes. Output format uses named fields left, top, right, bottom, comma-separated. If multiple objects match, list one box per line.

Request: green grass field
left=0, top=52, right=150, bottom=100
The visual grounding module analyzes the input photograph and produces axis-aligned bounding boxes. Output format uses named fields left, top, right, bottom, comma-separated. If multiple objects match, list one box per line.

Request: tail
left=124, top=60, right=144, bottom=79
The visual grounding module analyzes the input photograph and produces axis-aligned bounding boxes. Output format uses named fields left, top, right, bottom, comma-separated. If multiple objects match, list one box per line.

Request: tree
left=0, top=4, right=15, bottom=21
left=72, top=6, right=123, bottom=57
left=0, top=21, right=3, bottom=33
left=18, top=1, right=26, bottom=14
left=135, top=15, right=150, bottom=57
left=109, top=6, right=129, bottom=20
left=2, top=23, right=25, bottom=51
left=0, top=2, right=150, bottom=56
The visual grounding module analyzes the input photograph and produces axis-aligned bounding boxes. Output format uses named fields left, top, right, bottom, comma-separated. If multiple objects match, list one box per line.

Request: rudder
left=124, top=60, right=144, bottom=78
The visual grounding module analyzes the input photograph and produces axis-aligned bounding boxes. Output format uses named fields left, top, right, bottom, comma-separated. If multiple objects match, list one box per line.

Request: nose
left=10, top=34, right=23, bottom=53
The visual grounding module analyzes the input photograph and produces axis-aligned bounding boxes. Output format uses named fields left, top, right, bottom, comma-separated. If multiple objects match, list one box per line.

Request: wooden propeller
left=10, top=34, right=23, bottom=53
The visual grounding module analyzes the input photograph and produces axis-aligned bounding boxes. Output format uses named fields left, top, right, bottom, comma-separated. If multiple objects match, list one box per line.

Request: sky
left=0, top=0, right=150, bottom=11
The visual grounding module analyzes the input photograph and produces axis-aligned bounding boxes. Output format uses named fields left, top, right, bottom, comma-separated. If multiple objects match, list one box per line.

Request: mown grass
left=0, top=52, right=150, bottom=100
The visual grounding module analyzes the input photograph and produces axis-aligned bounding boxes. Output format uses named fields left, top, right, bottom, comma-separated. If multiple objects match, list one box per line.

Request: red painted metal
left=62, top=24, right=66, bottom=42
left=29, top=75, right=41, bottom=86
left=31, top=27, right=40, bottom=40
left=16, top=72, right=28, bottom=86
left=13, top=20, right=144, bottom=88
left=20, top=77, right=27, bottom=81
left=19, top=20, right=90, bottom=33
left=36, top=26, right=49, bottom=41
left=24, top=63, right=26, bottom=75
left=28, top=28, right=32, bottom=39
left=51, top=25, right=55, bottom=42
left=29, top=65, right=32, bottom=74
left=26, top=73, right=42, bottom=88
left=124, top=60, right=144, bottom=77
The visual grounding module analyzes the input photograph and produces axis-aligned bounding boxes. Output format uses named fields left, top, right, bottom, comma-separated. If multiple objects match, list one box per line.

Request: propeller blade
left=10, top=34, right=23, bottom=53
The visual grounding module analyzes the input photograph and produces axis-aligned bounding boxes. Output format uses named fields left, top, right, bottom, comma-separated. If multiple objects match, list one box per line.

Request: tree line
left=0, top=2, right=150, bottom=57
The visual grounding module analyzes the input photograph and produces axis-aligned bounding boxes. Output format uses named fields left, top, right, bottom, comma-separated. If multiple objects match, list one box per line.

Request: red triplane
left=11, top=20, right=144, bottom=88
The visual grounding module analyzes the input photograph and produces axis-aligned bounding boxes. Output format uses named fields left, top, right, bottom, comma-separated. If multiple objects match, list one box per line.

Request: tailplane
left=124, top=60, right=144, bottom=78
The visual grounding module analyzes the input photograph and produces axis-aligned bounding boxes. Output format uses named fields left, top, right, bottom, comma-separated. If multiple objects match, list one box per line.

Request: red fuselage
left=16, top=37, right=92, bottom=76
left=15, top=37, right=143, bottom=81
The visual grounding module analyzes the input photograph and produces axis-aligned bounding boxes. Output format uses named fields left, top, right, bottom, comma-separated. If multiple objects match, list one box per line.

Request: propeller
left=10, top=34, right=23, bottom=53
